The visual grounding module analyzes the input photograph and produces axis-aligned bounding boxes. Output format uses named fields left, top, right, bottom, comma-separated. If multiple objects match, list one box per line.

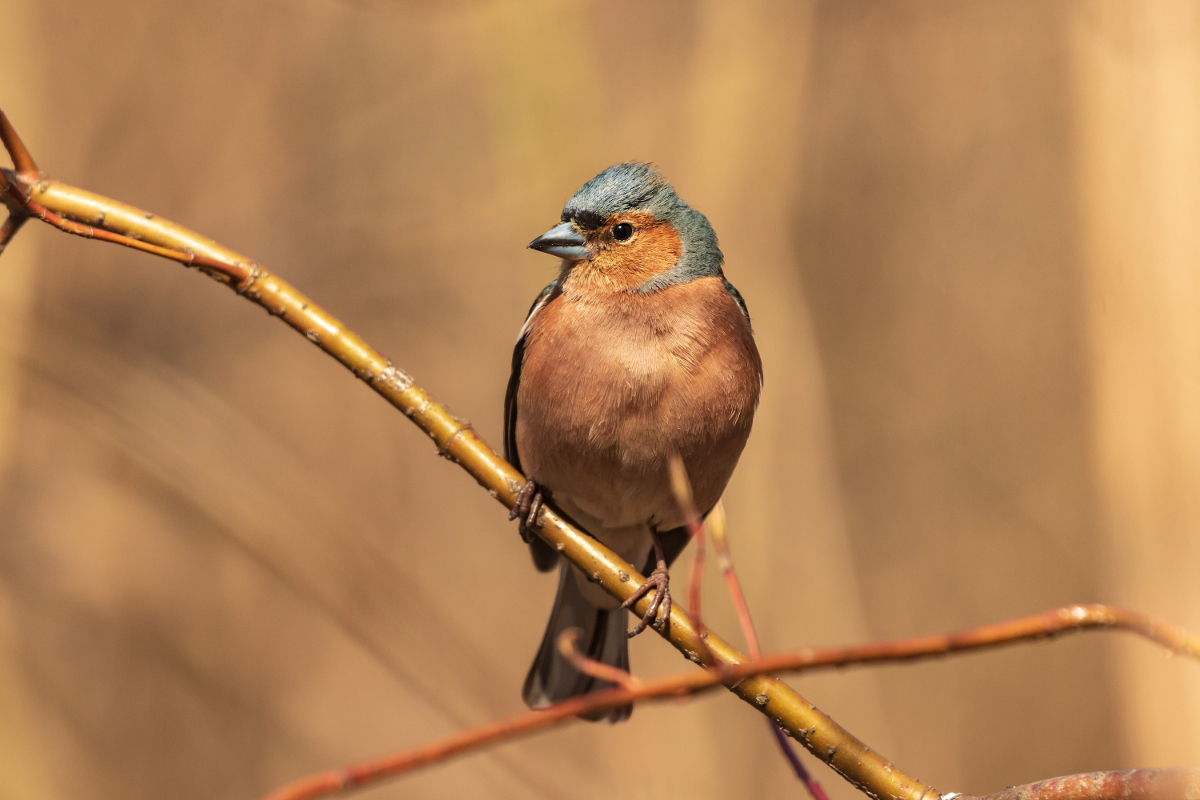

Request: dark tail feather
left=523, top=561, right=631, bottom=723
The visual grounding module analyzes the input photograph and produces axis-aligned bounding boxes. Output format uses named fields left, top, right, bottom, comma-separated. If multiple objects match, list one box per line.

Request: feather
left=506, top=280, right=562, bottom=572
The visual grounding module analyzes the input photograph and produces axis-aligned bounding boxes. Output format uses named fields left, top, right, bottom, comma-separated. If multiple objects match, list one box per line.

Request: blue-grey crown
left=562, top=163, right=724, bottom=291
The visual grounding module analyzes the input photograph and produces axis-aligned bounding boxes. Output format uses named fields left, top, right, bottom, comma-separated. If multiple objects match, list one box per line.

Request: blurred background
left=1, top=2, right=1198, bottom=799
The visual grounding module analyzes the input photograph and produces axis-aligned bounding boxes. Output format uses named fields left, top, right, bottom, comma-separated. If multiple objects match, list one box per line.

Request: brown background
left=1, top=2, right=1198, bottom=799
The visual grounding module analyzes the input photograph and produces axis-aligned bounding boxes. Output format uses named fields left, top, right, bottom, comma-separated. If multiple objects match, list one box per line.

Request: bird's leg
left=509, top=479, right=548, bottom=543
left=622, top=527, right=672, bottom=638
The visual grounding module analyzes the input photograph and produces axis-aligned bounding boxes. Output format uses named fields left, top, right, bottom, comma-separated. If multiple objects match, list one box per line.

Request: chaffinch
left=507, top=163, right=762, bottom=721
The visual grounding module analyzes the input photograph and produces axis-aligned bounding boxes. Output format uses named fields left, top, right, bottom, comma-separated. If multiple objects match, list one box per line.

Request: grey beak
left=528, top=221, right=590, bottom=261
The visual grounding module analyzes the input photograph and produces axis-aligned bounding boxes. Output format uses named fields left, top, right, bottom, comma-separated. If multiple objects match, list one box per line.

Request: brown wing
left=506, top=281, right=561, bottom=572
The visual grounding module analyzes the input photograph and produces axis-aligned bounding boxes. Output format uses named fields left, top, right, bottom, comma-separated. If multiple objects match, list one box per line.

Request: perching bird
left=506, top=163, right=762, bottom=722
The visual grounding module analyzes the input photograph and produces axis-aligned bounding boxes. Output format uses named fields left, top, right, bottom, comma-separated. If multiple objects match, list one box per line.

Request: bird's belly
left=535, top=402, right=681, bottom=528
left=516, top=322, right=755, bottom=534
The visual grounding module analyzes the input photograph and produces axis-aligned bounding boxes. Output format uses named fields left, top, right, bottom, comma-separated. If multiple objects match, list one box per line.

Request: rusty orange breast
left=516, top=276, right=761, bottom=529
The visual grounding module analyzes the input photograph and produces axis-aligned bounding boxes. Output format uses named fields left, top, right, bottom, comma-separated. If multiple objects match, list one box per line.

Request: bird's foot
left=509, top=479, right=548, bottom=543
left=621, top=564, right=671, bottom=638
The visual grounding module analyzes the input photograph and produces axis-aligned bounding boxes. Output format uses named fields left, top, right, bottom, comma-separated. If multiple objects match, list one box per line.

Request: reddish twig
left=746, top=603, right=1200, bottom=671
left=0, top=212, right=27, bottom=256
left=0, top=109, right=37, bottom=258
left=708, top=504, right=761, bottom=657
left=771, top=726, right=829, bottom=800
left=0, top=168, right=250, bottom=286
left=973, top=768, right=1200, bottom=800
left=0, top=109, right=39, bottom=180
left=667, top=455, right=709, bottom=648
left=1, top=114, right=249, bottom=283
left=556, top=628, right=641, bottom=690
left=259, top=662, right=755, bottom=800
left=708, top=503, right=829, bottom=800
left=262, top=604, right=1199, bottom=800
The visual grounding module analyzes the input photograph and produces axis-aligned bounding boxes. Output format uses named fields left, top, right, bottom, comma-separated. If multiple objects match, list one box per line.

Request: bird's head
left=527, top=163, right=723, bottom=294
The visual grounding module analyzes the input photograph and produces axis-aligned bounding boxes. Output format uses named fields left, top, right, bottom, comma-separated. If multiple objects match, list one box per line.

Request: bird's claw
left=509, top=479, right=547, bottom=543
left=621, top=564, right=671, bottom=638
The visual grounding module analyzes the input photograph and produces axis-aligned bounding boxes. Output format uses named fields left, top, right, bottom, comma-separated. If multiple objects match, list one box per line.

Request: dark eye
left=613, top=222, right=634, bottom=242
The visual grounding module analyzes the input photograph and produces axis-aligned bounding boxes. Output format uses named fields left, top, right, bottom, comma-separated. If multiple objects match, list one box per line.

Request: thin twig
left=0, top=110, right=39, bottom=180
left=973, top=768, right=1200, bottom=800
left=744, top=604, right=1200, bottom=671
left=557, top=628, right=642, bottom=690
left=708, top=503, right=829, bottom=800
left=667, top=454, right=713, bottom=661
left=261, top=605, right=1200, bottom=800
left=708, top=503, right=761, bottom=656
left=258, top=659, right=784, bottom=800
left=0, top=212, right=27, bottom=256
left=0, top=168, right=250, bottom=285
left=669, top=469, right=827, bottom=796
left=0, top=111, right=33, bottom=255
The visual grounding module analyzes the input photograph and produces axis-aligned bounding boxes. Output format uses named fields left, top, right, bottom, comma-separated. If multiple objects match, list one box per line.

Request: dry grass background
left=0, top=2, right=1198, bottom=799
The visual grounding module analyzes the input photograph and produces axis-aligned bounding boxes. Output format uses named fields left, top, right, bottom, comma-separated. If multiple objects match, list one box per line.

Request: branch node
left=438, top=420, right=475, bottom=458
left=235, top=263, right=264, bottom=295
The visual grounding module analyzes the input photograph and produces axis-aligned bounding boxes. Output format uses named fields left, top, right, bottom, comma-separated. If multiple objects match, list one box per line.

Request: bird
left=506, top=162, right=762, bottom=722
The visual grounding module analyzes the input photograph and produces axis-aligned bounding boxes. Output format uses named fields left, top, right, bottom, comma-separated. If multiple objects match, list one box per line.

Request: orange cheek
left=631, top=221, right=684, bottom=275
left=574, top=218, right=683, bottom=292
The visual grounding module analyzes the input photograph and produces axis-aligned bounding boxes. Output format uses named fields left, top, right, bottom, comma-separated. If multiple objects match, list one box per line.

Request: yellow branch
left=0, top=154, right=932, bottom=800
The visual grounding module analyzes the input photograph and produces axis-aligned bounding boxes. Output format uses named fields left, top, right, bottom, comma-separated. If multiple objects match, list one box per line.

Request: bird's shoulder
left=518, top=279, right=562, bottom=337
